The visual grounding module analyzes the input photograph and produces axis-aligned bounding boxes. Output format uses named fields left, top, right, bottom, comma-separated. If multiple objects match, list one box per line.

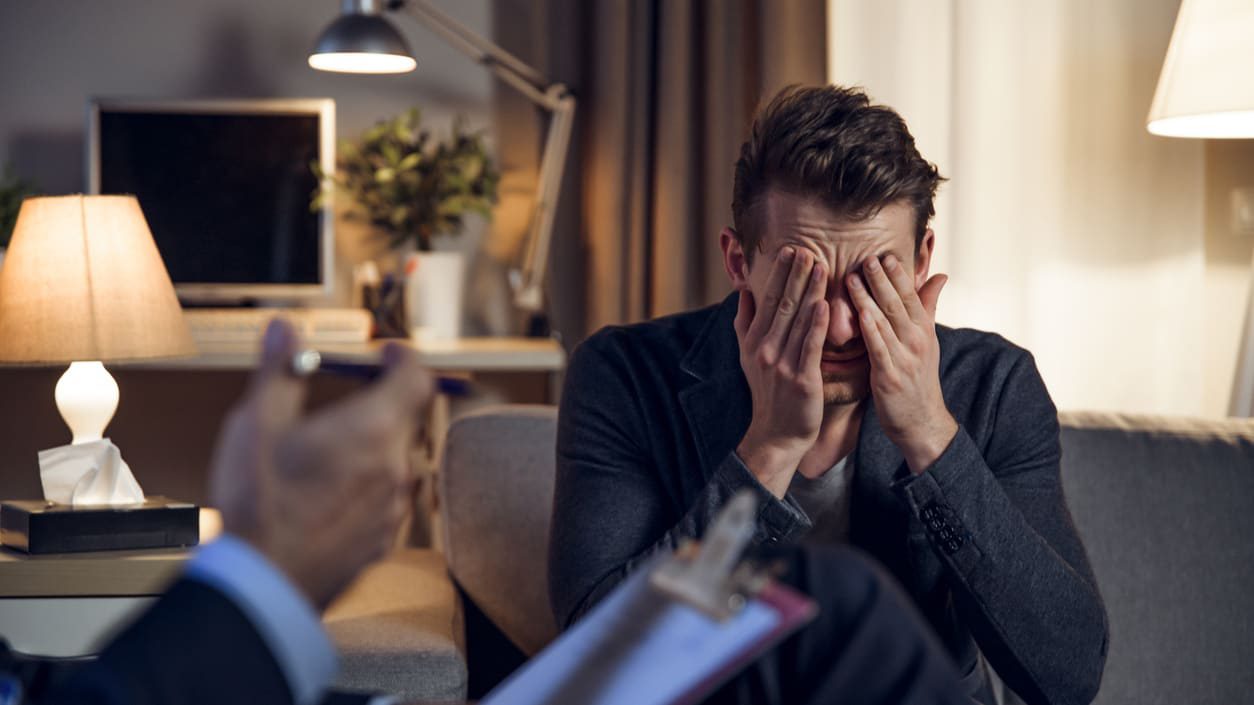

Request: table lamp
left=308, top=0, right=576, bottom=315
left=0, top=195, right=199, bottom=553
left=1146, top=0, right=1254, bottom=416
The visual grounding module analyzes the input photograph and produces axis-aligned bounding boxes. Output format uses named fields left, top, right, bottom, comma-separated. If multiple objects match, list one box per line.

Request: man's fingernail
left=782, top=247, right=795, bottom=261
left=848, top=275, right=862, bottom=289
left=864, top=257, right=880, bottom=272
left=883, top=254, right=898, bottom=271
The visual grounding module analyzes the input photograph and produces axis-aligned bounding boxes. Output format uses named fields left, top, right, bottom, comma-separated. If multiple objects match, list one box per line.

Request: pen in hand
left=289, top=349, right=472, bottom=397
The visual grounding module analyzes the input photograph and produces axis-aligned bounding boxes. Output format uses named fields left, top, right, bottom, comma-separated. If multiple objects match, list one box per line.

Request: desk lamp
left=0, top=195, right=198, bottom=553
left=1147, top=0, right=1254, bottom=415
left=308, top=0, right=576, bottom=315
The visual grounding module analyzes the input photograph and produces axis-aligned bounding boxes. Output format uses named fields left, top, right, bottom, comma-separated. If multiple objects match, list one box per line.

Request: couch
left=434, top=405, right=1254, bottom=705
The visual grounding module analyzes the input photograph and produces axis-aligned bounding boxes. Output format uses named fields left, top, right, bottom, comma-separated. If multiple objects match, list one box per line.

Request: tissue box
left=0, top=497, right=199, bottom=554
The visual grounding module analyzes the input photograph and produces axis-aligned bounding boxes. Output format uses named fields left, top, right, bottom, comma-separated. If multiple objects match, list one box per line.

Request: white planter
left=404, top=250, right=464, bottom=342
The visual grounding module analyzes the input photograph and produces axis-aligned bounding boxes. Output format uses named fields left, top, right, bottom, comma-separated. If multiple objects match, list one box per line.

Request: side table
left=0, top=509, right=220, bottom=657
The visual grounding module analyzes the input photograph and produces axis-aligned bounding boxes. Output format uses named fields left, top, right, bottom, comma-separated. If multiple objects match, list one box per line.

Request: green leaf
left=397, top=152, right=421, bottom=171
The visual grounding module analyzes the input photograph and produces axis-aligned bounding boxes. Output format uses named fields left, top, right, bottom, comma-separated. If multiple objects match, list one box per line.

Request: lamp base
left=0, top=497, right=198, bottom=554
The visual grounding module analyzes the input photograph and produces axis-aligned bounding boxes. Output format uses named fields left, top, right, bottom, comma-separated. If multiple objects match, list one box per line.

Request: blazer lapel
left=678, top=293, right=752, bottom=483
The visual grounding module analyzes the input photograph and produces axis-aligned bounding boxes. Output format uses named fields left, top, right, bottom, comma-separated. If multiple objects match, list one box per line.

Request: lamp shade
left=0, top=195, right=195, bottom=364
left=308, top=12, right=417, bottom=74
left=1147, top=0, right=1254, bottom=138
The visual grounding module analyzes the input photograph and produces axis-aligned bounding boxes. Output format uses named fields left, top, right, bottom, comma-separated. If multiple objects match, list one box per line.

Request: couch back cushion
left=1058, top=411, right=1254, bottom=705
left=440, top=405, right=560, bottom=657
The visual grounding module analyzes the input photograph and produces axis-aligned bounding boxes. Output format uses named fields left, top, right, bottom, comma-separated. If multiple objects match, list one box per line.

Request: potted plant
left=314, top=108, right=499, bottom=340
left=0, top=167, right=38, bottom=271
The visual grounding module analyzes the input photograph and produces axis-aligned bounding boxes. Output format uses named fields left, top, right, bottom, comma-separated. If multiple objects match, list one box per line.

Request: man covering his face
left=549, top=85, right=1108, bottom=705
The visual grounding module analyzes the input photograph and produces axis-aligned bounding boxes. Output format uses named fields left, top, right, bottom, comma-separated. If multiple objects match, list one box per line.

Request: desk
left=118, top=336, right=566, bottom=374
left=0, top=337, right=565, bottom=545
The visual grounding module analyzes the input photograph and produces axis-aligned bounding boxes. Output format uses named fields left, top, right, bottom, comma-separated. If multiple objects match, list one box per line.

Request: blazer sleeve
left=47, top=578, right=294, bottom=705
left=548, top=335, right=811, bottom=630
left=892, top=350, right=1109, bottom=705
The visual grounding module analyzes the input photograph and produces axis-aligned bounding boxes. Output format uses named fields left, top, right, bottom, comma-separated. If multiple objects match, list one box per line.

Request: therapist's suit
left=9, top=536, right=350, bottom=705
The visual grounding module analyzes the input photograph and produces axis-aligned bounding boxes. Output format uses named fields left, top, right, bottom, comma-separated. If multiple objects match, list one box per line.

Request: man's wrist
left=736, top=436, right=806, bottom=497
left=900, top=413, right=959, bottom=475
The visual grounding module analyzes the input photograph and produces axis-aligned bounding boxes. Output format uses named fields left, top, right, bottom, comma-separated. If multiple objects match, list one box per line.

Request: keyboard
left=183, top=308, right=373, bottom=345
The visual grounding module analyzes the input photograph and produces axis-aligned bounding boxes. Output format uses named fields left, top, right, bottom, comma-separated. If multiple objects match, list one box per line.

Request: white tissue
left=39, top=438, right=145, bottom=506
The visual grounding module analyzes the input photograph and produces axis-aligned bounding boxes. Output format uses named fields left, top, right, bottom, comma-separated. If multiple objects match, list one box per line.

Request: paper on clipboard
left=479, top=555, right=816, bottom=705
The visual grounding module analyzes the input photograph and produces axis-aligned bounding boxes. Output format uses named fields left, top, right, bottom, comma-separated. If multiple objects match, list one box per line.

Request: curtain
left=579, top=0, right=827, bottom=334
left=829, top=0, right=1254, bottom=417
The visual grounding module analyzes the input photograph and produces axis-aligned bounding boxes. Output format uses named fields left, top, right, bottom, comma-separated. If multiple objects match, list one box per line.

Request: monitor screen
left=89, top=99, right=335, bottom=301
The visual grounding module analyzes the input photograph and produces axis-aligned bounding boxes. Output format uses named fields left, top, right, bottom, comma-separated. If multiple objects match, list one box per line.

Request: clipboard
left=480, top=492, right=818, bottom=705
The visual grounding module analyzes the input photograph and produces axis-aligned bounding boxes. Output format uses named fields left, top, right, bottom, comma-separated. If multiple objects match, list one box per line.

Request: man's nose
left=826, top=286, right=861, bottom=348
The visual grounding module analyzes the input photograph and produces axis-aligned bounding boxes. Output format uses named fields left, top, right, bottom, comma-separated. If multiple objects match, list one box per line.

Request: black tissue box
left=0, top=497, right=199, bottom=554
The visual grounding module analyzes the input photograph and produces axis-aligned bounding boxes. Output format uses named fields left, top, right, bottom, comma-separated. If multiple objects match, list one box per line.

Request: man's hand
left=209, top=319, right=434, bottom=609
left=847, top=254, right=957, bottom=474
left=735, top=247, right=830, bottom=497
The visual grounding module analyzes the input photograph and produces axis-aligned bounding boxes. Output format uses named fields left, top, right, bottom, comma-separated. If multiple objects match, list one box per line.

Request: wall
left=0, top=0, right=494, bottom=309
left=829, top=0, right=1254, bottom=417
left=0, top=1, right=524, bottom=512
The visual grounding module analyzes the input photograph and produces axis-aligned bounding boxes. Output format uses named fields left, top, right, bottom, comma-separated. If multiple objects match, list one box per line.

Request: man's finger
left=860, top=305, right=895, bottom=374
left=882, top=254, right=928, bottom=321
left=782, top=261, right=827, bottom=369
left=798, top=301, right=828, bottom=374
left=862, top=257, right=911, bottom=332
left=377, top=343, right=436, bottom=424
left=764, top=250, right=816, bottom=347
left=734, top=289, right=755, bottom=341
left=747, top=247, right=796, bottom=340
left=847, top=273, right=902, bottom=351
left=917, top=274, right=948, bottom=319
left=245, top=318, right=308, bottom=431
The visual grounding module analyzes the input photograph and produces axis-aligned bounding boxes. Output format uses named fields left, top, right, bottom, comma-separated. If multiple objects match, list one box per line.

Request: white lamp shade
left=0, top=195, right=196, bottom=364
left=1148, top=0, right=1254, bottom=138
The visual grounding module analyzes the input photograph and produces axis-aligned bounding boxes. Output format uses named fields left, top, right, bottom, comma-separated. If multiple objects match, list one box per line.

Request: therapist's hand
left=209, top=319, right=434, bottom=610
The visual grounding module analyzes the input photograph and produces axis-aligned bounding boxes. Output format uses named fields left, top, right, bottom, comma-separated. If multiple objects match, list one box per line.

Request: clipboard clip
left=649, top=490, right=770, bottom=621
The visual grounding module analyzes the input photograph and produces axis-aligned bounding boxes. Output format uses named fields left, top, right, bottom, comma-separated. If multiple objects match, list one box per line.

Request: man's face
left=722, top=190, right=934, bottom=406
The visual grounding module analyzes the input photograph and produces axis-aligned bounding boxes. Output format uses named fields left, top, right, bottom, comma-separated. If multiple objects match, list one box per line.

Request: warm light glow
left=308, top=52, right=416, bottom=74
left=1147, top=0, right=1254, bottom=139
left=1148, top=110, right=1254, bottom=139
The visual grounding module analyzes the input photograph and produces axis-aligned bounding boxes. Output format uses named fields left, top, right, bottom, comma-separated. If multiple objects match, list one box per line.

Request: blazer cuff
left=716, top=451, right=810, bottom=545
left=891, top=427, right=986, bottom=575
left=185, top=534, right=338, bottom=705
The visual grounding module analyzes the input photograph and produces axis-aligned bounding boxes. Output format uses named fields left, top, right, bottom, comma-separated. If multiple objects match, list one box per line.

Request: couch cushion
left=323, top=548, right=466, bottom=702
left=439, top=405, right=559, bottom=657
left=1059, top=412, right=1254, bottom=705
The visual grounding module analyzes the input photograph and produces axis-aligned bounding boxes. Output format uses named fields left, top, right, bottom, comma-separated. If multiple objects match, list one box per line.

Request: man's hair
left=731, top=84, right=945, bottom=259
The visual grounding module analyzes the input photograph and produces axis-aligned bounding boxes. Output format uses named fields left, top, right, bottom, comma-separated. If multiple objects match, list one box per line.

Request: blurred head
left=721, top=85, right=945, bottom=405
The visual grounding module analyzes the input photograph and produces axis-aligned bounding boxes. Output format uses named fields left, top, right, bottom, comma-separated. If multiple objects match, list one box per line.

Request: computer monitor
left=88, top=98, right=336, bottom=303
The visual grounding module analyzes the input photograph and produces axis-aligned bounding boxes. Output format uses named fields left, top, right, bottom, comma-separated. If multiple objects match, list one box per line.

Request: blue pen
left=289, top=349, right=472, bottom=397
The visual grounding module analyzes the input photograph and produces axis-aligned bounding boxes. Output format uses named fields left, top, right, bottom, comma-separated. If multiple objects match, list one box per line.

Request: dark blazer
left=550, top=292, right=1109, bottom=705
left=21, top=578, right=295, bottom=704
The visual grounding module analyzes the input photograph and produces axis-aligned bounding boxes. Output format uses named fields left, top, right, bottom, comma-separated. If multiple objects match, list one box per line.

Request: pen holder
left=362, top=279, right=409, bottom=339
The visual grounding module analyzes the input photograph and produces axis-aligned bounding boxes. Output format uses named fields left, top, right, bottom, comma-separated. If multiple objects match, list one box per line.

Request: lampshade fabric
left=1148, top=0, right=1254, bottom=138
left=0, top=195, right=196, bottom=364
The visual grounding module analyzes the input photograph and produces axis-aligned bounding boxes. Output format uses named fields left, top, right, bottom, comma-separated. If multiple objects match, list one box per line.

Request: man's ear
left=720, top=227, right=751, bottom=290
left=913, top=228, right=936, bottom=290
